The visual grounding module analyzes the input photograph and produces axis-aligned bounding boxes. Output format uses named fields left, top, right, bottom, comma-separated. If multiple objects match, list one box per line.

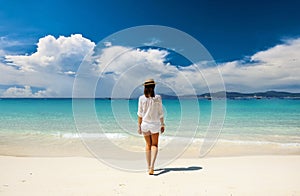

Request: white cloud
left=64, top=71, right=76, bottom=75
left=143, top=38, right=161, bottom=46
left=218, top=38, right=300, bottom=92
left=0, top=34, right=299, bottom=98
left=104, top=41, right=112, bottom=47
left=0, top=34, right=96, bottom=97
left=90, top=46, right=204, bottom=97
left=90, top=38, right=300, bottom=97
left=0, top=36, right=24, bottom=50
left=2, top=85, right=50, bottom=97
left=4, top=34, right=95, bottom=72
left=0, top=36, right=35, bottom=57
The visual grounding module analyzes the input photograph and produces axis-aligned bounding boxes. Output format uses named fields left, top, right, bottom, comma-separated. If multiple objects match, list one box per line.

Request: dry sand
left=1, top=155, right=299, bottom=196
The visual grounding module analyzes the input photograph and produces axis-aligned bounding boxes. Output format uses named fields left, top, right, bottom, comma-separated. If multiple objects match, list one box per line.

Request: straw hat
left=143, top=79, right=156, bottom=86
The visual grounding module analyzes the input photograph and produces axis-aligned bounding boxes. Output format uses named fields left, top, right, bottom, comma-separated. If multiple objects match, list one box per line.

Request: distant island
left=160, top=91, right=300, bottom=100
left=1, top=91, right=300, bottom=100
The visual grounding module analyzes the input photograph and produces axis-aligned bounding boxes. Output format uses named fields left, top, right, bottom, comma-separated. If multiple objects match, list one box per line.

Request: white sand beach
left=1, top=155, right=300, bottom=196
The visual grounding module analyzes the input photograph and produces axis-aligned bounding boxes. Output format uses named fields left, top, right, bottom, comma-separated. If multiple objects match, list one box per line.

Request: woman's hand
left=160, top=126, right=165, bottom=134
left=160, top=118, right=165, bottom=134
left=138, top=125, right=142, bottom=135
left=138, top=129, right=142, bottom=135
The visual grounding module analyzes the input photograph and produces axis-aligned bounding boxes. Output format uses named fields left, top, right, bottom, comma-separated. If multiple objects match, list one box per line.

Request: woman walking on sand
left=137, top=79, right=165, bottom=175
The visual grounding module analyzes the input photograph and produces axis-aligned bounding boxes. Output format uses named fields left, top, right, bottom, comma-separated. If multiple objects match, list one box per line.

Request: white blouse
left=137, top=95, right=164, bottom=133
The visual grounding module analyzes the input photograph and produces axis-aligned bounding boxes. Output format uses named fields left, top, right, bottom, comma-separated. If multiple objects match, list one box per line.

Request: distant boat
left=204, top=95, right=212, bottom=100
left=253, top=95, right=262, bottom=99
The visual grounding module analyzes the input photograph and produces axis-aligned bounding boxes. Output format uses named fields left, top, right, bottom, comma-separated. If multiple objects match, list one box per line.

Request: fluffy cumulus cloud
left=92, top=46, right=219, bottom=97
left=2, top=85, right=49, bottom=97
left=79, top=37, right=300, bottom=97
left=0, top=34, right=95, bottom=97
left=219, top=38, right=300, bottom=92
left=0, top=34, right=299, bottom=98
left=5, top=34, right=95, bottom=72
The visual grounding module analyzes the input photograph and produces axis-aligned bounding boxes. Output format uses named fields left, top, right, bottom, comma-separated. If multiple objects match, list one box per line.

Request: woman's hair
left=144, top=84, right=155, bottom=98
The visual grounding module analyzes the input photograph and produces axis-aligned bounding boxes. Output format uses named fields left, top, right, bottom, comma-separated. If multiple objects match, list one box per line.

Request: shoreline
left=0, top=135, right=299, bottom=158
left=1, top=132, right=299, bottom=195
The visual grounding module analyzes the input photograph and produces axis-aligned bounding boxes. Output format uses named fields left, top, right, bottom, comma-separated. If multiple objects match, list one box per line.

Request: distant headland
left=160, top=91, right=300, bottom=100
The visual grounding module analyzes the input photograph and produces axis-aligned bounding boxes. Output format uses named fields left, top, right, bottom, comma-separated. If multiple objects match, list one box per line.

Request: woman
left=137, top=79, right=165, bottom=175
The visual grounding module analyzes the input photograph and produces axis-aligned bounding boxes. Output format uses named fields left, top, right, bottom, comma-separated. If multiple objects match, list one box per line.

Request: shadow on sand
left=154, top=166, right=202, bottom=176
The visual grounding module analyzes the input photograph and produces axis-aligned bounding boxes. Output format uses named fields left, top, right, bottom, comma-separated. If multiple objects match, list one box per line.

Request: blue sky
left=0, top=0, right=300, bottom=97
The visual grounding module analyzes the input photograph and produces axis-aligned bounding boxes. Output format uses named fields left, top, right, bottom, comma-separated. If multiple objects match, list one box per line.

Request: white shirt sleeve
left=137, top=96, right=144, bottom=118
left=157, top=95, right=164, bottom=118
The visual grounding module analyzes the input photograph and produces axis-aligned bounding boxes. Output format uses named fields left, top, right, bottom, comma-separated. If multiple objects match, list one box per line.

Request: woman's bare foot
left=148, top=167, right=154, bottom=175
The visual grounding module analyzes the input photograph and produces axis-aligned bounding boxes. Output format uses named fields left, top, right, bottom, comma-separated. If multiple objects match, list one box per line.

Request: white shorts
left=141, top=121, right=160, bottom=134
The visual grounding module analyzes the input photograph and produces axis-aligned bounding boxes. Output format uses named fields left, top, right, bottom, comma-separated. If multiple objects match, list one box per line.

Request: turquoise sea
left=0, top=98, right=299, bottom=156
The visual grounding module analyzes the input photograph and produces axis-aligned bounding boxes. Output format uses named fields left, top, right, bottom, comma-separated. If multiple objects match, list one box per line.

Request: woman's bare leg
left=143, top=132, right=152, bottom=170
left=150, top=133, right=159, bottom=171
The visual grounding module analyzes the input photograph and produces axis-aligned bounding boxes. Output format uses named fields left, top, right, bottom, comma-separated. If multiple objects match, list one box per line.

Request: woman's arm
left=137, top=96, right=143, bottom=134
left=160, top=117, right=165, bottom=133
left=138, top=116, right=142, bottom=134
left=158, top=96, right=165, bottom=133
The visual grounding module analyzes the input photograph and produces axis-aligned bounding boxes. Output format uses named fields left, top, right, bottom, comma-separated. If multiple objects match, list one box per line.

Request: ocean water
left=0, top=98, right=299, bottom=156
